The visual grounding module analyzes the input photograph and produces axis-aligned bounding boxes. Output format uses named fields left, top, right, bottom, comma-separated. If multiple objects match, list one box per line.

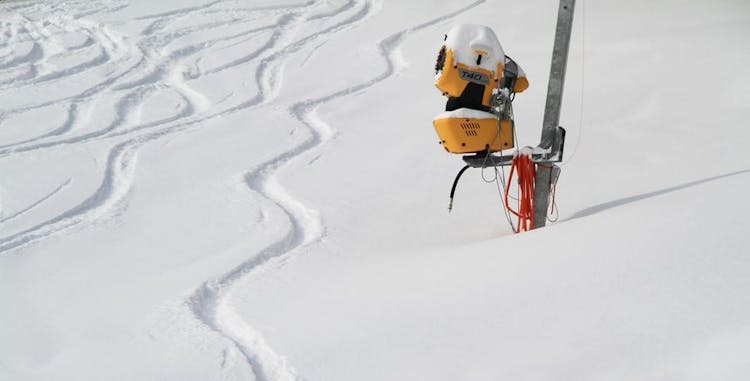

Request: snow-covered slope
left=1, top=1, right=749, bottom=380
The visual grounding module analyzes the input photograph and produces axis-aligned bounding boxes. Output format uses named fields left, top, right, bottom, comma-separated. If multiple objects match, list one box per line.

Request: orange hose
left=504, top=154, right=536, bottom=232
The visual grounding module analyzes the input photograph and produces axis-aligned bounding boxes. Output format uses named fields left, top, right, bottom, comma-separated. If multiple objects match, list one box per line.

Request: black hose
left=448, top=165, right=470, bottom=212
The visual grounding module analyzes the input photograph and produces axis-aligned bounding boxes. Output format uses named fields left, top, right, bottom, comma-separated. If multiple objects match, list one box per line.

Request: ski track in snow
left=1, top=0, right=376, bottom=377
left=0, top=0, right=322, bottom=252
left=188, top=1, right=382, bottom=379
left=189, top=1, right=487, bottom=380
left=0, top=142, right=138, bottom=253
left=0, top=178, right=72, bottom=224
left=0, top=0, right=484, bottom=379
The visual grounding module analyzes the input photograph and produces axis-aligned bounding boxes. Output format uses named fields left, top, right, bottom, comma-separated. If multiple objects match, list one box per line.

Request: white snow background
left=1, top=0, right=750, bottom=380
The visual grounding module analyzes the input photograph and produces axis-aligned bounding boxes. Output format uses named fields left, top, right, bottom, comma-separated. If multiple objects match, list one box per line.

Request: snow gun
left=433, top=1, right=574, bottom=232
left=433, top=24, right=528, bottom=155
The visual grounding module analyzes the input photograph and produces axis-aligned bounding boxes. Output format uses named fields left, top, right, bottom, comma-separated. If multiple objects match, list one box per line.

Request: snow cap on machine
left=444, top=24, right=505, bottom=73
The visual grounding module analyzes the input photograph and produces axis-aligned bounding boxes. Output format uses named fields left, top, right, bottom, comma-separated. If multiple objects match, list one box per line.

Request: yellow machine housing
left=433, top=111, right=514, bottom=154
left=433, top=25, right=527, bottom=155
left=434, top=48, right=503, bottom=108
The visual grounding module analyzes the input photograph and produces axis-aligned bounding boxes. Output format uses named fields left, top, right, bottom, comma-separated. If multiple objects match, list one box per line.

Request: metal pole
left=534, top=0, right=575, bottom=229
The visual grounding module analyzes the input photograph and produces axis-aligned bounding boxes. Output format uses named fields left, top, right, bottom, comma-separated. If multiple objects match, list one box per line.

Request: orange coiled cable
left=504, top=154, right=536, bottom=232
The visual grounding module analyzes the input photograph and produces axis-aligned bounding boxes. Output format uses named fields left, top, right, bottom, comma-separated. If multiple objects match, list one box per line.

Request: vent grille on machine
left=460, top=121, right=481, bottom=136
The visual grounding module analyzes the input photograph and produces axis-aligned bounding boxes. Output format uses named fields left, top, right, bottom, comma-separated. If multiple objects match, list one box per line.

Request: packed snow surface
left=1, top=0, right=750, bottom=380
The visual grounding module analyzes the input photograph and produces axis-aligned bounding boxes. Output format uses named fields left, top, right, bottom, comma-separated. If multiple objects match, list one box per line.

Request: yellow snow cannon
left=433, top=24, right=528, bottom=154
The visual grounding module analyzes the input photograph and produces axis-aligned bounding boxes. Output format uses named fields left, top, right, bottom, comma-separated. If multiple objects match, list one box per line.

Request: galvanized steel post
left=534, top=0, right=576, bottom=228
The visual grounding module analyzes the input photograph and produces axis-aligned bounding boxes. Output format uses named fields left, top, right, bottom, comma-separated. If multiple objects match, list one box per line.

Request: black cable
left=448, top=165, right=470, bottom=212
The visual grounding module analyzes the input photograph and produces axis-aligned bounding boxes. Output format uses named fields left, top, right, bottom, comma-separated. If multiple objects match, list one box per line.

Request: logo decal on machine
left=459, top=69, right=489, bottom=85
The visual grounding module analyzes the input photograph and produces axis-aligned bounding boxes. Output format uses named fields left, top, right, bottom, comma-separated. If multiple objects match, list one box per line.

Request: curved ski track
left=189, top=1, right=487, bottom=380
left=0, top=0, right=487, bottom=379
left=0, top=178, right=72, bottom=225
left=0, top=0, right=328, bottom=252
